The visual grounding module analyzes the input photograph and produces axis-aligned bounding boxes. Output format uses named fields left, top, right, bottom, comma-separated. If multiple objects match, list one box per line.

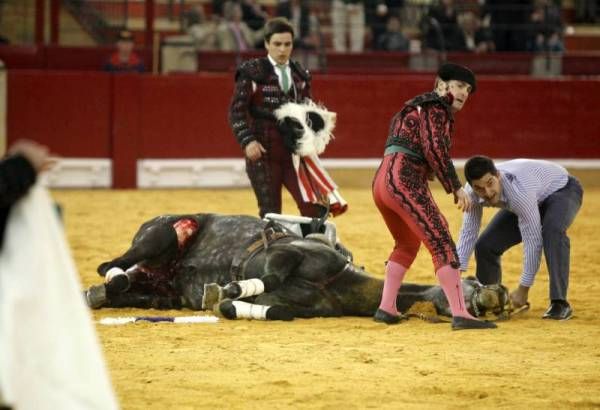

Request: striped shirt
left=457, top=159, right=569, bottom=287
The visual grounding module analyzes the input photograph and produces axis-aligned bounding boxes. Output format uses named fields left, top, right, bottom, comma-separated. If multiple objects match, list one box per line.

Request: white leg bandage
left=125, top=264, right=138, bottom=274
left=231, top=301, right=270, bottom=320
left=236, top=278, right=265, bottom=298
left=105, top=267, right=125, bottom=282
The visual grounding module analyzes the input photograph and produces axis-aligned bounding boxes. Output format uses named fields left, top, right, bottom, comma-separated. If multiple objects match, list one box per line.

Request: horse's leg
left=97, top=223, right=178, bottom=276
left=253, top=285, right=343, bottom=318
left=202, top=244, right=304, bottom=309
left=215, top=299, right=294, bottom=321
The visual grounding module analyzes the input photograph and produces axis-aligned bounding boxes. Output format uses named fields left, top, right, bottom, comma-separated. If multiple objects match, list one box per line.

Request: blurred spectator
left=331, top=0, right=366, bottom=52
left=458, top=11, right=495, bottom=53
left=574, top=0, right=597, bottom=23
left=366, top=0, right=405, bottom=50
left=481, top=0, right=532, bottom=52
left=182, top=5, right=218, bottom=50
left=376, top=13, right=409, bottom=51
left=212, top=0, right=226, bottom=19
left=103, top=30, right=145, bottom=73
left=241, top=0, right=270, bottom=32
left=216, top=1, right=261, bottom=51
left=528, top=0, right=564, bottom=52
left=276, top=0, right=322, bottom=50
left=421, top=0, right=465, bottom=52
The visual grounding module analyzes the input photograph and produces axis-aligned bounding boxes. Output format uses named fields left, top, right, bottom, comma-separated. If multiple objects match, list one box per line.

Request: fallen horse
left=85, top=213, right=511, bottom=323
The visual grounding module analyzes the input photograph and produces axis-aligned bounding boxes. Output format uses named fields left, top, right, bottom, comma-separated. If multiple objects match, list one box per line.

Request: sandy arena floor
left=52, top=169, right=600, bottom=410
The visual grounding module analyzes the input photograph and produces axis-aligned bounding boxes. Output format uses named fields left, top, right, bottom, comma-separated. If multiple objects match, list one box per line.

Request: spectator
left=528, top=0, right=564, bottom=52
left=458, top=11, right=495, bottom=53
left=481, top=0, right=532, bottom=52
left=366, top=0, right=405, bottom=50
left=331, top=0, right=366, bottom=52
left=103, top=30, right=145, bottom=73
left=216, top=2, right=261, bottom=52
left=276, top=0, right=322, bottom=50
left=182, top=5, right=218, bottom=50
left=421, top=0, right=465, bottom=52
left=212, top=0, right=226, bottom=19
left=574, top=0, right=597, bottom=23
left=376, top=14, right=409, bottom=51
left=241, top=0, right=270, bottom=31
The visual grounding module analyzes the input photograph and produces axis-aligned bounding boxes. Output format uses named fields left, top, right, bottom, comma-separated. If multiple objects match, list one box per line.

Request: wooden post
left=34, top=0, right=45, bottom=44
left=145, top=0, right=155, bottom=54
left=50, top=0, right=60, bottom=45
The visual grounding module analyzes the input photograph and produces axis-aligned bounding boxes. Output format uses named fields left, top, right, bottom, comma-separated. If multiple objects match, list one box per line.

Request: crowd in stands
left=174, top=0, right=579, bottom=54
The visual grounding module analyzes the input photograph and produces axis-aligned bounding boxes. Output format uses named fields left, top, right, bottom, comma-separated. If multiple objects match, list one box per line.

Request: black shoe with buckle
left=451, top=316, right=497, bottom=330
left=542, top=300, right=573, bottom=320
left=373, top=308, right=404, bottom=325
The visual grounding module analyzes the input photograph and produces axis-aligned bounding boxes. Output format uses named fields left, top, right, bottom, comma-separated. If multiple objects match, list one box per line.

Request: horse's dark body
left=92, top=213, right=504, bottom=319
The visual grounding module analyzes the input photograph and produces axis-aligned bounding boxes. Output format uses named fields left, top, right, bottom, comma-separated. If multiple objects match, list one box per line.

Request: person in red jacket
left=104, top=30, right=145, bottom=73
left=372, top=63, right=497, bottom=330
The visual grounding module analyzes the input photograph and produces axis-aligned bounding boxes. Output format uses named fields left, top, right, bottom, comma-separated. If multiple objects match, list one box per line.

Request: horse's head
left=471, top=282, right=510, bottom=318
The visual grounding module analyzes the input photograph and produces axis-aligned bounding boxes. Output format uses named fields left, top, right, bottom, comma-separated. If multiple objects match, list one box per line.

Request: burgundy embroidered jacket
left=228, top=57, right=311, bottom=149
left=384, top=91, right=462, bottom=194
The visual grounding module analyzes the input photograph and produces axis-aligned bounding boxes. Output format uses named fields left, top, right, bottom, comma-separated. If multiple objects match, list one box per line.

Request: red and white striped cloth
left=293, top=153, right=348, bottom=216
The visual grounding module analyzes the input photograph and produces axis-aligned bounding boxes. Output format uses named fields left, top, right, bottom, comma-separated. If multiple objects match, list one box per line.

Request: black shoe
left=452, top=316, right=497, bottom=330
left=373, top=309, right=404, bottom=325
left=542, top=300, right=573, bottom=320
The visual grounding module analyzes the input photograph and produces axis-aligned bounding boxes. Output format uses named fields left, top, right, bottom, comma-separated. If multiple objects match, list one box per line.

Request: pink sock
left=436, top=265, right=477, bottom=320
left=378, top=261, right=407, bottom=315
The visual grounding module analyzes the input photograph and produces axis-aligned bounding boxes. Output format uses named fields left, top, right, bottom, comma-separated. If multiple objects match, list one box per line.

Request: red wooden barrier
left=6, top=71, right=600, bottom=187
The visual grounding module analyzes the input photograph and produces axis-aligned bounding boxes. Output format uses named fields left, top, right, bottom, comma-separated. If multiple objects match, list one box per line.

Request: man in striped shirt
left=456, top=156, right=583, bottom=320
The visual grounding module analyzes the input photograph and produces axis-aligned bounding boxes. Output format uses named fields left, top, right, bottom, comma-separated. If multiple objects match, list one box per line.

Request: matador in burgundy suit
left=372, top=63, right=497, bottom=330
left=228, top=17, right=323, bottom=218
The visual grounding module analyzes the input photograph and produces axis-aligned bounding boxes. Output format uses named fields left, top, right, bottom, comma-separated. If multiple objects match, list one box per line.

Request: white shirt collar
left=267, top=55, right=289, bottom=67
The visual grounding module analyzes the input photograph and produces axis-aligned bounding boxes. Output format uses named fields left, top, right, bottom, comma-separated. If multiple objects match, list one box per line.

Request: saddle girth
left=229, top=224, right=292, bottom=282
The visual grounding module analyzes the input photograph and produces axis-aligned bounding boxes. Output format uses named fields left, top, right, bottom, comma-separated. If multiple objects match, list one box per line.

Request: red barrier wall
left=7, top=70, right=112, bottom=157
left=6, top=71, right=600, bottom=187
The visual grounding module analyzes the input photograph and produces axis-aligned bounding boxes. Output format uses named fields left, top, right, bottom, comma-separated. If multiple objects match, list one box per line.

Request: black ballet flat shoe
left=452, top=316, right=497, bottom=330
left=542, top=300, right=573, bottom=320
left=373, top=309, right=404, bottom=325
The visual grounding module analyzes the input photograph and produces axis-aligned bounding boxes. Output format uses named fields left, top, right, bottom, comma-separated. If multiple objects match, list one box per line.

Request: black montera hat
left=437, top=63, right=477, bottom=93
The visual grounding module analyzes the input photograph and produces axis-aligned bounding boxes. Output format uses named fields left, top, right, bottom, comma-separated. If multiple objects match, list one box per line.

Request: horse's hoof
left=85, top=284, right=107, bottom=309
left=202, top=283, right=224, bottom=310
left=216, top=299, right=237, bottom=320
left=451, top=316, right=497, bottom=330
left=373, top=308, right=405, bottom=325
left=266, top=305, right=294, bottom=321
left=105, top=269, right=130, bottom=295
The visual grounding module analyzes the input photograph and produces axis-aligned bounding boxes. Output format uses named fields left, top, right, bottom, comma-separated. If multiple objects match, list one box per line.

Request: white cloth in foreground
left=0, top=184, right=118, bottom=410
